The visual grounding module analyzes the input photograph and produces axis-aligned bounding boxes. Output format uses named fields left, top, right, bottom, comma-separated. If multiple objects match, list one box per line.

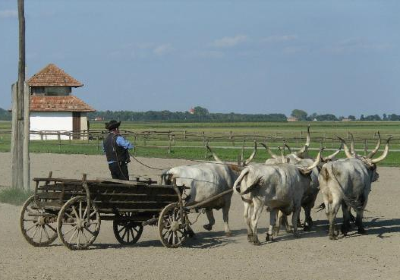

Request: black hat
left=105, top=120, right=121, bottom=130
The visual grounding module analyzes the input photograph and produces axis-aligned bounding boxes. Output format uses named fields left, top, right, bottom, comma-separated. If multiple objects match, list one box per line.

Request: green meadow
left=0, top=121, right=399, bottom=166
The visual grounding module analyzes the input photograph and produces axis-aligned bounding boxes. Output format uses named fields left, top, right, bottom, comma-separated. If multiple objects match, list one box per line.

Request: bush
left=0, top=188, right=33, bottom=206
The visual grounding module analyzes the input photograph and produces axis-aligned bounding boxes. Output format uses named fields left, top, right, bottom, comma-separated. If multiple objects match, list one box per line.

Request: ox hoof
left=225, top=232, right=232, bottom=237
left=329, top=235, right=338, bottom=240
left=358, top=228, right=367, bottom=235
left=247, top=234, right=253, bottom=242
left=203, top=224, right=213, bottom=231
left=253, top=239, right=261, bottom=246
left=303, top=225, right=311, bottom=232
left=186, top=228, right=196, bottom=238
left=266, top=233, right=274, bottom=242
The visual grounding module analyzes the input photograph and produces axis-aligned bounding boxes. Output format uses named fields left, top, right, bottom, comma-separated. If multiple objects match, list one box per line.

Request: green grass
left=0, top=187, right=33, bottom=206
left=0, top=120, right=399, bottom=165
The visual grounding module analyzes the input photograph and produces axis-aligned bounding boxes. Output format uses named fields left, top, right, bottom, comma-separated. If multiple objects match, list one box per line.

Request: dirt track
left=1, top=152, right=400, bottom=280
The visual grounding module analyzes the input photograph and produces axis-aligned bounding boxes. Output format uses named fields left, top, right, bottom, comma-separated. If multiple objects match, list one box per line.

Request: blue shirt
left=103, top=135, right=134, bottom=164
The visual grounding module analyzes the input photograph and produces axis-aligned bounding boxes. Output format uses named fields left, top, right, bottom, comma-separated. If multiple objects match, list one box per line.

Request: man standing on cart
left=103, top=120, right=134, bottom=180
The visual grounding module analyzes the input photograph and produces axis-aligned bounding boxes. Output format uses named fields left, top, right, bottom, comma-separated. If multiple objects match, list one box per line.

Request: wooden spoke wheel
left=57, top=196, right=101, bottom=250
left=158, top=203, right=187, bottom=248
left=113, top=212, right=143, bottom=245
left=20, top=196, right=58, bottom=247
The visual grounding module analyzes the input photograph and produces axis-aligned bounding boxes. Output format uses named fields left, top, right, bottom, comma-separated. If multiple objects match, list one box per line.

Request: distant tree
left=364, top=114, right=381, bottom=121
left=383, top=113, right=388, bottom=121
left=316, top=114, right=338, bottom=121
left=360, top=114, right=365, bottom=121
left=308, top=112, right=318, bottom=121
left=348, top=115, right=356, bottom=121
left=193, top=106, right=209, bottom=116
left=389, top=114, right=400, bottom=121
left=291, top=109, right=308, bottom=121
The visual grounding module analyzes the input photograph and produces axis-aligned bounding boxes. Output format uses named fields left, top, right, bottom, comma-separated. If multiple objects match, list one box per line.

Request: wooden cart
left=20, top=173, right=192, bottom=250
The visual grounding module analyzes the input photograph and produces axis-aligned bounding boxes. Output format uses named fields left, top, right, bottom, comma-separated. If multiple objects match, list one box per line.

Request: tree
left=291, top=109, right=308, bottom=121
left=348, top=115, right=356, bottom=121
left=193, top=106, right=209, bottom=116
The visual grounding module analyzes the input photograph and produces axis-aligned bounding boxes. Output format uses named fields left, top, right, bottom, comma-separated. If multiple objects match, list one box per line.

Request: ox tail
left=160, top=170, right=173, bottom=185
left=233, top=168, right=250, bottom=194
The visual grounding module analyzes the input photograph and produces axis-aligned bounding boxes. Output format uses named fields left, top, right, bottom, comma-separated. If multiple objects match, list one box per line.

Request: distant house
left=189, top=107, right=195, bottom=114
left=341, top=118, right=352, bottom=122
left=287, top=117, right=298, bottom=122
left=28, top=64, right=95, bottom=140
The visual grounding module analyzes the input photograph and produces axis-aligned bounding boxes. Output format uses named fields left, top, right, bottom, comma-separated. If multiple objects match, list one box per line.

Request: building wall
left=30, top=112, right=73, bottom=140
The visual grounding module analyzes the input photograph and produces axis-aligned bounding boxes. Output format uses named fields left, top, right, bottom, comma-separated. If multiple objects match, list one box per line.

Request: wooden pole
left=11, top=0, right=26, bottom=189
left=11, top=83, right=19, bottom=189
left=23, top=82, right=30, bottom=190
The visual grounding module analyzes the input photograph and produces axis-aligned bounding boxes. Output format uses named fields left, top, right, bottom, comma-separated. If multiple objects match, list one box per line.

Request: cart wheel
left=113, top=212, right=143, bottom=245
left=20, top=195, right=58, bottom=247
left=158, top=203, right=187, bottom=248
left=57, top=196, right=101, bottom=250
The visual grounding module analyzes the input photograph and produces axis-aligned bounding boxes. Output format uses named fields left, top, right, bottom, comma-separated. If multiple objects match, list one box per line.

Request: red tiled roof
left=27, top=64, right=83, bottom=87
left=30, top=96, right=95, bottom=112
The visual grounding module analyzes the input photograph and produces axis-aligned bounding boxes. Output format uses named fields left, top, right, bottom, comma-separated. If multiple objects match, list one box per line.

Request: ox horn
left=206, top=144, right=223, bottom=163
left=300, top=148, right=324, bottom=173
left=278, top=146, right=286, bottom=163
left=338, top=137, right=354, bottom=159
left=295, top=125, right=311, bottom=157
left=349, top=132, right=356, bottom=156
left=283, top=140, right=292, bottom=154
left=367, top=131, right=381, bottom=159
left=260, top=142, right=279, bottom=159
left=371, top=137, right=392, bottom=164
left=322, top=142, right=343, bottom=162
left=244, top=141, right=258, bottom=165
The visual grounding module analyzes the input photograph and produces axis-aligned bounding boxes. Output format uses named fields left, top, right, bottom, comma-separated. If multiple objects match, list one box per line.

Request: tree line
left=1, top=106, right=400, bottom=122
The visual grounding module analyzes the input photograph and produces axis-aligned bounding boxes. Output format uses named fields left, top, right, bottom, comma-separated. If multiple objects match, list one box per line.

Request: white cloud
left=211, top=35, right=247, bottom=48
left=0, top=10, right=17, bottom=19
left=153, top=44, right=173, bottom=56
left=262, top=35, right=298, bottom=43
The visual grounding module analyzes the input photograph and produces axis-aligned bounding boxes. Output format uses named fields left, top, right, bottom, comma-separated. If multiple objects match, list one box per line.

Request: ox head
left=338, top=133, right=391, bottom=182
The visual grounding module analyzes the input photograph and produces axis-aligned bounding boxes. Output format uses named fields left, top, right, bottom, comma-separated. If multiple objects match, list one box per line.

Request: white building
left=28, top=64, right=95, bottom=140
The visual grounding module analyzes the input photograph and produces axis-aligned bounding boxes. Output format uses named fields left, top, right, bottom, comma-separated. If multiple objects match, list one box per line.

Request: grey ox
left=318, top=135, right=391, bottom=240
left=233, top=150, right=323, bottom=245
left=161, top=143, right=257, bottom=237
left=261, top=127, right=342, bottom=232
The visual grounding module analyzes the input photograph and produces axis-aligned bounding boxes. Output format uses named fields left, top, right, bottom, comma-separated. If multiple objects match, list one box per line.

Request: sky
left=1, top=0, right=399, bottom=117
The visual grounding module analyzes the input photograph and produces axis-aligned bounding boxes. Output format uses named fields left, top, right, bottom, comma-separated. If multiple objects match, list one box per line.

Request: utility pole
left=12, top=0, right=30, bottom=190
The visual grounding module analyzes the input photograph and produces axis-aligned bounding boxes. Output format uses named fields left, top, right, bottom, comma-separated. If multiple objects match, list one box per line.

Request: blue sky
left=1, top=0, right=399, bottom=117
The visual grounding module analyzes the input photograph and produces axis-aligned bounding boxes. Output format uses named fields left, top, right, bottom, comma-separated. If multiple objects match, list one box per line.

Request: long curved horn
left=206, top=144, right=223, bottom=163
left=260, top=142, right=279, bottom=159
left=278, top=146, right=286, bottom=163
left=367, top=131, right=381, bottom=159
left=322, top=142, right=343, bottom=161
left=300, top=148, right=324, bottom=173
left=244, top=141, right=257, bottom=165
left=371, top=137, right=392, bottom=164
left=338, top=137, right=354, bottom=159
left=284, top=142, right=292, bottom=154
left=296, top=125, right=311, bottom=156
left=349, top=132, right=355, bottom=155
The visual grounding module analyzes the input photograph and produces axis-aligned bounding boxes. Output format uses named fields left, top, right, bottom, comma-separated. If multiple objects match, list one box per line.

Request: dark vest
left=103, top=133, right=130, bottom=163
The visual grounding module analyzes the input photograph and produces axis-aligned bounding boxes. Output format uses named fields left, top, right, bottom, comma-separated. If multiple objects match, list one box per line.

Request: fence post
left=183, top=130, right=186, bottom=141
left=168, top=134, right=172, bottom=154
left=58, top=131, right=61, bottom=151
left=97, top=136, right=100, bottom=151
left=204, top=140, right=209, bottom=159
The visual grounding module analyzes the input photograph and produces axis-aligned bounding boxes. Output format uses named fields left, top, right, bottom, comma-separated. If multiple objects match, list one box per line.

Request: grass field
left=0, top=120, right=399, bottom=166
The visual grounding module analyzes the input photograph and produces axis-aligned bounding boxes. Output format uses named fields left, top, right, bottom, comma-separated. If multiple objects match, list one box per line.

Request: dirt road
left=0, top=153, right=399, bottom=280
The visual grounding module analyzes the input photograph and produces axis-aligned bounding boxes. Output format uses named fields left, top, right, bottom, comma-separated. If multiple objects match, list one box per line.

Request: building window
left=31, top=87, right=45, bottom=95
